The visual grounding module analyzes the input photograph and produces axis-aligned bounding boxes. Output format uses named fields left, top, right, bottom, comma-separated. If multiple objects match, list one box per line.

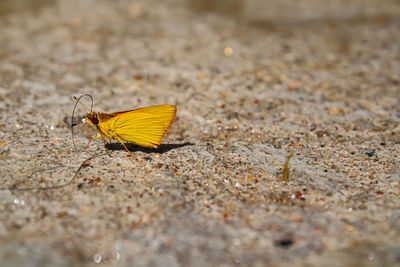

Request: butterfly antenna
left=71, top=94, right=94, bottom=151
left=73, top=94, right=93, bottom=112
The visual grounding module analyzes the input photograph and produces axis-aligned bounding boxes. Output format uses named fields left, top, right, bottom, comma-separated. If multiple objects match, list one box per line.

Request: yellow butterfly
left=71, top=94, right=176, bottom=158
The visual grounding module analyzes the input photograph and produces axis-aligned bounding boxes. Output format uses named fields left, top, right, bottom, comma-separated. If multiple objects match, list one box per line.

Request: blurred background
left=1, top=0, right=399, bottom=20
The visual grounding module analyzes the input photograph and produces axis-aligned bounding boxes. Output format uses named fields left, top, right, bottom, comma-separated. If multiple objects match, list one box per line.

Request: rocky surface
left=0, top=0, right=399, bottom=266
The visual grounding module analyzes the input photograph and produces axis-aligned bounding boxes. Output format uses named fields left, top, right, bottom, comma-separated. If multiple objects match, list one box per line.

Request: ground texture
left=0, top=0, right=399, bottom=266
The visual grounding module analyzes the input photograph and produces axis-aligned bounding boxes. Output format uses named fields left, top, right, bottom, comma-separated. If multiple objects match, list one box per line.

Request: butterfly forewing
left=110, top=105, right=176, bottom=130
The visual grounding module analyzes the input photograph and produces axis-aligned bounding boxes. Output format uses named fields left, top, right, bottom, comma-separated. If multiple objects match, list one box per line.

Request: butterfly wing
left=109, top=105, right=176, bottom=148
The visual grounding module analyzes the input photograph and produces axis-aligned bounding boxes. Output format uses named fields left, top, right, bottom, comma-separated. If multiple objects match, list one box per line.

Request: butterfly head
left=86, top=112, right=99, bottom=126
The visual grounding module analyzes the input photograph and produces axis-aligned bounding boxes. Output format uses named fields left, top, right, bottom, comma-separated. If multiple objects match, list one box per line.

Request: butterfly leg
left=115, top=136, right=137, bottom=159
left=84, top=131, right=112, bottom=157
left=83, top=134, right=100, bottom=152
left=96, top=129, right=112, bottom=157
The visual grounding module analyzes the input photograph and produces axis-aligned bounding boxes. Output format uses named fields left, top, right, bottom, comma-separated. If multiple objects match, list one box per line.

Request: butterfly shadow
left=105, top=142, right=194, bottom=155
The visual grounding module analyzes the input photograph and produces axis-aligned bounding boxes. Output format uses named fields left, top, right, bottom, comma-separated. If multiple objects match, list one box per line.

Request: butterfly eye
left=92, top=117, right=99, bottom=124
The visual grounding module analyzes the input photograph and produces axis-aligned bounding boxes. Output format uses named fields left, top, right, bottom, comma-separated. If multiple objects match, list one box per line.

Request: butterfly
left=71, top=94, right=176, bottom=158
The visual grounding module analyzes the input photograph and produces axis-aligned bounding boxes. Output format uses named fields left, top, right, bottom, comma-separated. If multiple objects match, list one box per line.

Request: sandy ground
left=0, top=0, right=399, bottom=266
